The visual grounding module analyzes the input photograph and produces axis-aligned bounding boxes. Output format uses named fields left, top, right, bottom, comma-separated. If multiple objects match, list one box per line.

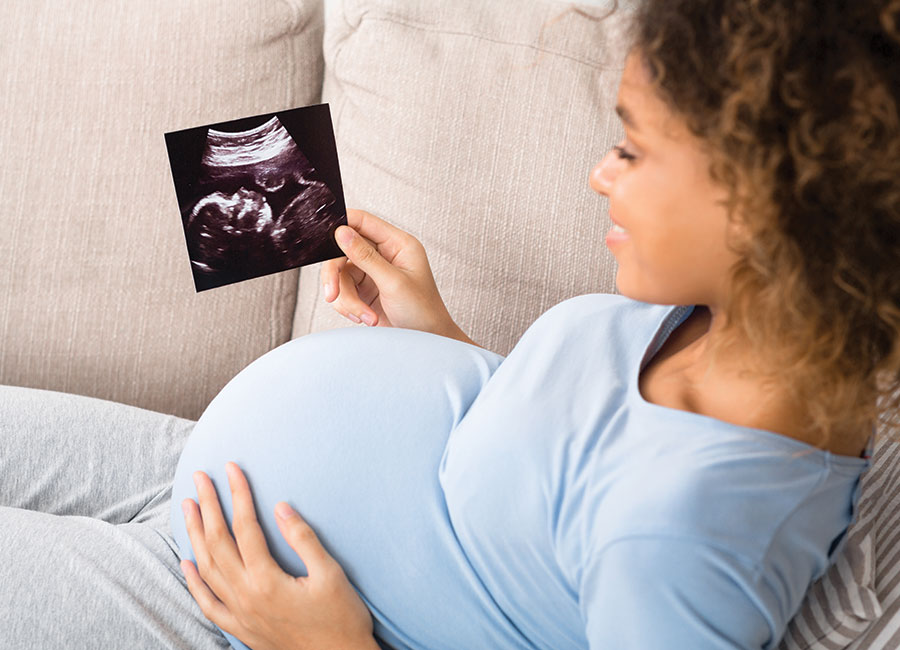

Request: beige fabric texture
left=0, top=0, right=324, bottom=419
left=294, top=0, right=626, bottom=354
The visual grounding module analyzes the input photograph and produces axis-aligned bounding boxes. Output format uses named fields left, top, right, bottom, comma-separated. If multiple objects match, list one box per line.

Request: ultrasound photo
left=164, top=104, right=346, bottom=291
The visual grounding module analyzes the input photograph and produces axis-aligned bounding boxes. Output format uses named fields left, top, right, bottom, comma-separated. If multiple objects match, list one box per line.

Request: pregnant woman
left=2, top=0, right=898, bottom=648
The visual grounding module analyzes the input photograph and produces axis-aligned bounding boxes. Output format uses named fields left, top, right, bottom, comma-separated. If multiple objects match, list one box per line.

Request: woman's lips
left=605, top=220, right=629, bottom=248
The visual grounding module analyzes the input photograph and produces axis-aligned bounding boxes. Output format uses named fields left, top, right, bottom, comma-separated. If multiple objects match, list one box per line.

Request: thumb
left=275, top=502, right=333, bottom=575
left=334, top=225, right=395, bottom=284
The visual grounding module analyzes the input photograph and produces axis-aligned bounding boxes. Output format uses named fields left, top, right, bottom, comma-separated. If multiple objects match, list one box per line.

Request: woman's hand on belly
left=181, top=462, right=381, bottom=650
left=321, top=209, right=478, bottom=347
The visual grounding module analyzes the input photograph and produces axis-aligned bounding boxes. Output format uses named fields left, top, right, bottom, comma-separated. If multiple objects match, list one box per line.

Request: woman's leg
left=0, top=386, right=229, bottom=647
left=0, top=384, right=194, bottom=523
left=0, top=505, right=229, bottom=649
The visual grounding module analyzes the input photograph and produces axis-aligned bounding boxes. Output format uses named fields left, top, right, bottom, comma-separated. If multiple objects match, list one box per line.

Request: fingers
left=187, top=471, right=243, bottom=578
left=320, top=258, right=375, bottom=324
left=355, top=274, right=380, bottom=307
left=322, top=209, right=421, bottom=323
left=320, top=257, right=344, bottom=303
left=321, top=257, right=366, bottom=304
left=345, top=209, right=411, bottom=262
left=225, top=462, right=279, bottom=575
left=336, top=211, right=418, bottom=281
left=182, top=495, right=241, bottom=618
left=337, top=264, right=378, bottom=326
left=334, top=226, right=396, bottom=285
left=181, top=558, right=237, bottom=631
left=274, top=502, right=336, bottom=578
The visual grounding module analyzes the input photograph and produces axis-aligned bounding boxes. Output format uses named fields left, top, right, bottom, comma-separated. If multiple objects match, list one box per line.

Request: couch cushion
left=294, top=0, right=626, bottom=353
left=0, top=0, right=324, bottom=418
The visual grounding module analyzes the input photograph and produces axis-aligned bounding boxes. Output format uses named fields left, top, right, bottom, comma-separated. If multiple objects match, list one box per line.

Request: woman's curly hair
left=623, top=0, right=900, bottom=447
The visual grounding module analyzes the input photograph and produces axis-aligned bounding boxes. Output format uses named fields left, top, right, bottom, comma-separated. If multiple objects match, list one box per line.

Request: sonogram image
left=165, top=104, right=345, bottom=291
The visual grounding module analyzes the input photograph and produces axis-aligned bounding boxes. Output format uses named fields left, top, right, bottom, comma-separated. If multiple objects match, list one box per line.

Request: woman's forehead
left=616, top=55, right=655, bottom=126
left=616, top=53, right=689, bottom=142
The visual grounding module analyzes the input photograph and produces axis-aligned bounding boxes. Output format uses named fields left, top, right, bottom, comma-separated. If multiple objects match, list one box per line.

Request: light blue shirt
left=439, top=294, right=869, bottom=649
left=171, top=294, right=869, bottom=650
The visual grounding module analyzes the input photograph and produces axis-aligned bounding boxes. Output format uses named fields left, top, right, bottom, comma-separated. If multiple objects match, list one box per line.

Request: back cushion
left=844, top=434, right=900, bottom=649
left=294, top=0, right=626, bottom=353
left=0, top=0, right=324, bottom=418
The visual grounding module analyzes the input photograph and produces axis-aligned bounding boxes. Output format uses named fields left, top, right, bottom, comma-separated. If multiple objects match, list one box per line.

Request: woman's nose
left=589, top=150, right=618, bottom=197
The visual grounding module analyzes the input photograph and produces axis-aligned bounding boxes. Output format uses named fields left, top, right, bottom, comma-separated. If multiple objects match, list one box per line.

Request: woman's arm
left=582, top=537, right=774, bottom=649
left=182, top=462, right=381, bottom=650
left=320, top=209, right=482, bottom=349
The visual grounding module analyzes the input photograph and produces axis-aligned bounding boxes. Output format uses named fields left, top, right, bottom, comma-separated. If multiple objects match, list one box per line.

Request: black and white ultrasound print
left=165, top=105, right=346, bottom=291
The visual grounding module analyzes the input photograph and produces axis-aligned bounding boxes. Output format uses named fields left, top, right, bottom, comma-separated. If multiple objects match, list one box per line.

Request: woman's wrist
left=436, top=319, right=481, bottom=348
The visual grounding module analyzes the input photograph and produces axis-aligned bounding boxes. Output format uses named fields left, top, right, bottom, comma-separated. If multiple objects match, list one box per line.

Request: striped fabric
left=779, top=434, right=900, bottom=650
left=846, top=434, right=900, bottom=649
left=780, top=534, right=881, bottom=649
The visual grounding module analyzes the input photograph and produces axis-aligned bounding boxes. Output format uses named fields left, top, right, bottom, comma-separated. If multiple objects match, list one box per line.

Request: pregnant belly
left=168, top=326, right=523, bottom=650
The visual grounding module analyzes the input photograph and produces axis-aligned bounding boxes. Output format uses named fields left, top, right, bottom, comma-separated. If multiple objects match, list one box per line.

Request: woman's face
left=591, top=52, right=740, bottom=308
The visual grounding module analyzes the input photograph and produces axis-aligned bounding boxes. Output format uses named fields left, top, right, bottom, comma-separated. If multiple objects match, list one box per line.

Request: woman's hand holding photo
left=322, top=209, right=477, bottom=346
left=181, top=462, right=380, bottom=650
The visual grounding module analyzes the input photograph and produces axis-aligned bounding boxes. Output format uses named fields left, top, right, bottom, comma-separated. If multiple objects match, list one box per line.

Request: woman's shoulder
left=534, top=293, right=677, bottom=333
left=514, top=294, right=685, bottom=359
left=546, top=292, right=657, bottom=313
left=495, top=294, right=688, bottom=391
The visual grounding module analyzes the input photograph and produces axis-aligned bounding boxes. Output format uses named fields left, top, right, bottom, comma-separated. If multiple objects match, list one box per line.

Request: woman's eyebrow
left=615, top=104, right=639, bottom=131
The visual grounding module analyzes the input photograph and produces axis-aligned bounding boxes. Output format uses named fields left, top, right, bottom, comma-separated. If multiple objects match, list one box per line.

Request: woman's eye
left=613, top=145, right=637, bottom=162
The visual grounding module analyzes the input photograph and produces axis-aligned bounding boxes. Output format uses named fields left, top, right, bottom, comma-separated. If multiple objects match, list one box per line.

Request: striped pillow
left=779, top=534, right=881, bottom=649
left=779, top=433, right=900, bottom=650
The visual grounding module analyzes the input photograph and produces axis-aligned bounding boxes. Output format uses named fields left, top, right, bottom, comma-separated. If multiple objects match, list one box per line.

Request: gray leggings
left=0, top=384, right=229, bottom=649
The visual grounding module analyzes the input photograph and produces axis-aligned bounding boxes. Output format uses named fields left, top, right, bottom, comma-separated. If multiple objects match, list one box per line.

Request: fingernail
left=182, top=499, right=191, bottom=516
left=348, top=313, right=361, bottom=324
left=360, top=313, right=375, bottom=326
left=336, top=226, right=353, bottom=245
left=323, top=281, right=333, bottom=298
left=275, top=502, right=294, bottom=519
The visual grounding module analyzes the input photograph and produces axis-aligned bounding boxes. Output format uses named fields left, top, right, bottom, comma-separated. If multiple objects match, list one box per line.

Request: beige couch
left=1, top=1, right=898, bottom=647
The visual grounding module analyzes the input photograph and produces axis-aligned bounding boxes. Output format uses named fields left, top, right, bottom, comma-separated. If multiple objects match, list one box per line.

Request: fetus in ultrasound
left=176, top=113, right=345, bottom=290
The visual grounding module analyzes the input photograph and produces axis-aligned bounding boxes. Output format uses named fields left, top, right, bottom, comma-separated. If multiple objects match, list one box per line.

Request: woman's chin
left=613, top=270, right=648, bottom=303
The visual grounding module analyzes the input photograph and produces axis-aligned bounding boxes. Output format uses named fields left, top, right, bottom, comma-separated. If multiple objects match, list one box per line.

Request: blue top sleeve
left=582, top=536, right=776, bottom=649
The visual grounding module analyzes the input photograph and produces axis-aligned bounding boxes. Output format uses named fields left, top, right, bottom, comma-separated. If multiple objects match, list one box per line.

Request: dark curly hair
left=632, top=0, right=900, bottom=447
left=562, top=0, right=900, bottom=447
